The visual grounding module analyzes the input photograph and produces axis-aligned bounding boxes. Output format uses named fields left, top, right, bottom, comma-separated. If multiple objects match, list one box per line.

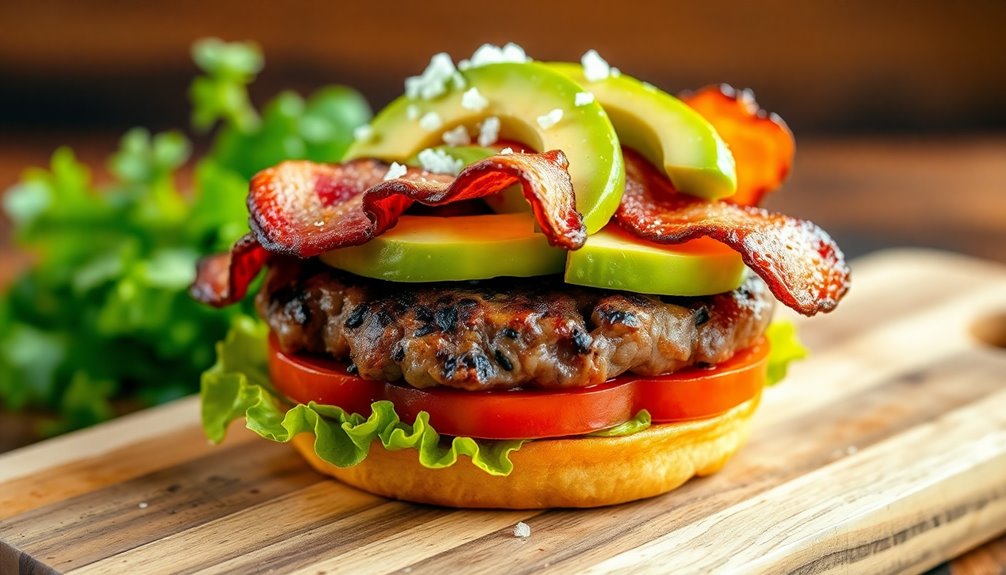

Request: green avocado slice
left=345, top=62, right=624, bottom=234
left=318, top=214, right=566, bottom=282
left=547, top=63, right=737, bottom=201
left=564, top=226, right=745, bottom=296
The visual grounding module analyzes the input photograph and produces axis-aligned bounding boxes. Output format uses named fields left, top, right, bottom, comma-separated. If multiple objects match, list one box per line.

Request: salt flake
left=536, top=108, right=563, bottom=130
left=478, top=116, right=501, bottom=147
left=417, top=148, right=464, bottom=176
left=419, top=111, right=443, bottom=132
left=405, top=52, right=458, bottom=100
left=442, top=125, right=472, bottom=146
left=459, top=42, right=531, bottom=70
left=461, top=87, right=489, bottom=111
left=383, top=162, right=408, bottom=181
left=353, top=124, right=375, bottom=142
left=574, top=92, right=595, bottom=106
left=581, top=49, right=611, bottom=82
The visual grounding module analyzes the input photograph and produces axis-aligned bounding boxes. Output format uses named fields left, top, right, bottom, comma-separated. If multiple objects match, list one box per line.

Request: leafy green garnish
left=588, top=410, right=651, bottom=437
left=191, top=38, right=371, bottom=181
left=202, top=318, right=523, bottom=476
left=0, top=39, right=370, bottom=435
left=189, top=38, right=264, bottom=133
left=765, top=320, right=808, bottom=386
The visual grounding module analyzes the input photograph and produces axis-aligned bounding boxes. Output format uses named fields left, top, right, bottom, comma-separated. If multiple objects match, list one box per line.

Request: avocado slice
left=345, top=62, right=624, bottom=234
left=319, top=214, right=566, bottom=282
left=548, top=63, right=737, bottom=201
left=564, top=225, right=745, bottom=296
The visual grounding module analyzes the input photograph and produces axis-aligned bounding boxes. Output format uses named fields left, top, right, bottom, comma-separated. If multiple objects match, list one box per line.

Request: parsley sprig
left=0, top=39, right=370, bottom=435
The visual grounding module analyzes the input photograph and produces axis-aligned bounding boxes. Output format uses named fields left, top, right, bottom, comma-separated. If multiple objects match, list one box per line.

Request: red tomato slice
left=268, top=336, right=768, bottom=440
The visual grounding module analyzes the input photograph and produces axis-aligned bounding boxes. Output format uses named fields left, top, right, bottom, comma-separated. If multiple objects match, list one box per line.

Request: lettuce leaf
left=201, top=318, right=524, bottom=476
left=765, top=320, right=808, bottom=386
left=588, top=410, right=651, bottom=437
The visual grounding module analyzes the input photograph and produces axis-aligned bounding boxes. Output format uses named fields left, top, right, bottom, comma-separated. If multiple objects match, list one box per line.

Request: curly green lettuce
left=201, top=318, right=524, bottom=476
left=765, top=320, right=808, bottom=386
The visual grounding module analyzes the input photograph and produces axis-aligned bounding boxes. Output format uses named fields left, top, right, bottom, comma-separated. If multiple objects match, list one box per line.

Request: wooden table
left=1, top=135, right=1005, bottom=573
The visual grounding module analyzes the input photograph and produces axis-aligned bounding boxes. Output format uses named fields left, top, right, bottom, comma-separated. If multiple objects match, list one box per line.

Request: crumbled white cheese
left=499, top=147, right=514, bottom=155
left=739, top=87, right=757, bottom=107
left=441, top=125, right=472, bottom=146
left=418, top=148, right=464, bottom=176
left=406, top=104, right=421, bottom=120
left=138, top=502, right=149, bottom=509
left=502, top=42, right=529, bottom=62
left=574, top=91, right=595, bottom=106
left=478, top=116, right=501, bottom=146
left=513, top=521, right=531, bottom=538
left=419, top=111, right=444, bottom=132
left=452, top=72, right=467, bottom=90
left=459, top=42, right=531, bottom=70
left=610, top=67, right=621, bottom=77
left=405, top=52, right=458, bottom=100
left=581, top=49, right=611, bottom=82
left=461, top=87, right=489, bottom=111
left=536, top=108, right=563, bottom=130
left=383, top=161, right=407, bottom=181
left=353, top=124, right=375, bottom=142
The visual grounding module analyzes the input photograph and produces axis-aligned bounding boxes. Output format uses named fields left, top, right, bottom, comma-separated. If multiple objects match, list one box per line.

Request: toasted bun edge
left=291, top=393, right=761, bottom=509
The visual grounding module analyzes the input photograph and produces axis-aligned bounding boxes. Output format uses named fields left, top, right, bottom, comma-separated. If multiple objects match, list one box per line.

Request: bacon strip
left=248, top=150, right=584, bottom=258
left=190, top=151, right=584, bottom=307
left=616, top=149, right=849, bottom=316
left=190, top=234, right=271, bottom=307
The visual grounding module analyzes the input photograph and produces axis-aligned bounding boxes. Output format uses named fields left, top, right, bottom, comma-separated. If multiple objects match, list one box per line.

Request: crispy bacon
left=190, top=151, right=584, bottom=307
left=248, top=150, right=584, bottom=258
left=616, top=149, right=849, bottom=316
left=681, top=85, right=795, bottom=206
left=190, top=234, right=271, bottom=307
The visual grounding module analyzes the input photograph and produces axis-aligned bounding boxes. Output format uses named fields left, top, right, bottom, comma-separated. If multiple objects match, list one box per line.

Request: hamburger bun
left=292, top=393, right=760, bottom=509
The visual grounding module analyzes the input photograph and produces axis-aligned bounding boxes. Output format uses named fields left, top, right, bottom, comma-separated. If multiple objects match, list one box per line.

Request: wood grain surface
left=1, top=249, right=1005, bottom=574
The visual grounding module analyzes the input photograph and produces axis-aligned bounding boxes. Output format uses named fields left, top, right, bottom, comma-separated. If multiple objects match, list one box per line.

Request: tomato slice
left=268, top=335, right=768, bottom=440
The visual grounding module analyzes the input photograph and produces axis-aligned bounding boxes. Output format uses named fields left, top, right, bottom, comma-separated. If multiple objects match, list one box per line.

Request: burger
left=191, top=44, right=849, bottom=509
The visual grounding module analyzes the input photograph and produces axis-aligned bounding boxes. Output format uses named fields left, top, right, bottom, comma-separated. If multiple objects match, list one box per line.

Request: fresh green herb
left=0, top=39, right=370, bottom=435
left=191, top=38, right=371, bottom=182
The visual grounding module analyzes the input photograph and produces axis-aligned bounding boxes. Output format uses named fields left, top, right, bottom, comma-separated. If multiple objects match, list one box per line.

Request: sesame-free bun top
left=291, top=393, right=760, bottom=509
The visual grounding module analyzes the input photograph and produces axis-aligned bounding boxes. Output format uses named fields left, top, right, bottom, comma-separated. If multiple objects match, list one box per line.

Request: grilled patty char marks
left=258, top=259, right=774, bottom=391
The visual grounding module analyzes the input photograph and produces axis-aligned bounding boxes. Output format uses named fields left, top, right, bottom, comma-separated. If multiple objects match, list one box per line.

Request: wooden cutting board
left=2, top=249, right=1005, bottom=575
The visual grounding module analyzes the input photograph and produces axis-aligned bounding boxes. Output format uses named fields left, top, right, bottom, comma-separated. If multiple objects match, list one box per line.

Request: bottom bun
left=292, top=393, right=761, bottom=509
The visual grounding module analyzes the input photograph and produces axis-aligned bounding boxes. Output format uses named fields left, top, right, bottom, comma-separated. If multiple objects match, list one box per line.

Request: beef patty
left=258, top=259, right=774, bottom=391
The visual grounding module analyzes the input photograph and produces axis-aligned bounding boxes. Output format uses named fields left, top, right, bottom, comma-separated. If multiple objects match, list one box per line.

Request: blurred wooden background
left=1, top=0, right=1005, bottom=135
